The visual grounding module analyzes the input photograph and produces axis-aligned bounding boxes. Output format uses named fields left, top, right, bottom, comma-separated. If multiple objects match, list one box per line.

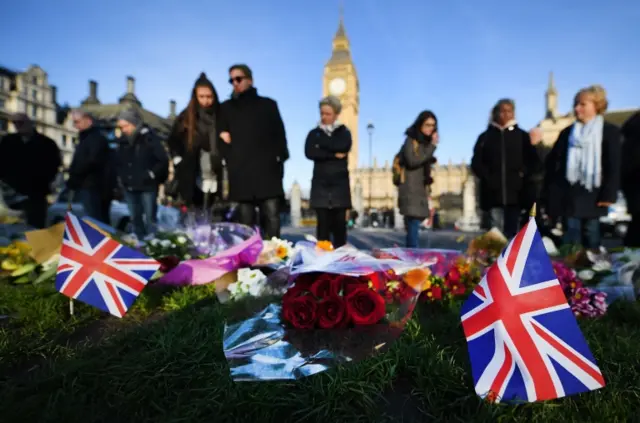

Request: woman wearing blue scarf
left=543, top=85, right=622, bottom=248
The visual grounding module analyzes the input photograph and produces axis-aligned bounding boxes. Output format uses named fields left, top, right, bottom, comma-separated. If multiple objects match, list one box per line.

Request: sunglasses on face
left=228, top=76, right=246, bottom=85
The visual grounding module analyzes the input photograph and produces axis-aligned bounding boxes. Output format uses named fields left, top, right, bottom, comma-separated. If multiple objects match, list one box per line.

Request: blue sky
left=2, top=0, right=639, bottom=194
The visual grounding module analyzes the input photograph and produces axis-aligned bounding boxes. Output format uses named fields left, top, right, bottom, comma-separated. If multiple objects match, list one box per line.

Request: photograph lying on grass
left=1, top=211, right=639, bottom=422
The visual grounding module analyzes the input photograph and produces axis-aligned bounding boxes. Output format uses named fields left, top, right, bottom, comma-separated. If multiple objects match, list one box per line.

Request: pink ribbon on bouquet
left=157, top=231, right=264, bottom=286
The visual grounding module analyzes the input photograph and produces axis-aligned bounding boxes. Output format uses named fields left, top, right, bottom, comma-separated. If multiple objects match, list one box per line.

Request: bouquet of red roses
left=281, top=267, right=430, bottom=330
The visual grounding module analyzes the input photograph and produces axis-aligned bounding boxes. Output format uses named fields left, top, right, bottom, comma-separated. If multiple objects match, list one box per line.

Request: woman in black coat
left=305, top=95, right=352, bottom=247
left=167, top=73, right=223, bottom=208
left=543, top=85, right=621, bottom=249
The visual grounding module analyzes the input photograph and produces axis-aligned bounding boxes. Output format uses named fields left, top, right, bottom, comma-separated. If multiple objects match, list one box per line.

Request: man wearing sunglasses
left=0, top=113, right=61, bottom=228
left=219, top=64, right=289, bottom=239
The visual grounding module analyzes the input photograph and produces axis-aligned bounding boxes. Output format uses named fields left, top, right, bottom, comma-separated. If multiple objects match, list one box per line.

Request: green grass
left=0, top=281, right=639, bottom=422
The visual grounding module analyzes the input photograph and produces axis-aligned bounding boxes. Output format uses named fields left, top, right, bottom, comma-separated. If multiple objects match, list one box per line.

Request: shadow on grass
left=0, top=294, right=639, bottom=423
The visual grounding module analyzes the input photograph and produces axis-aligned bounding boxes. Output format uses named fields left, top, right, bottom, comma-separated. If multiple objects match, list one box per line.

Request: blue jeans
left=76, top=189, right=104, bottom=222
left=563, top=217, right=601, bottom=249
left=124, top=190, right=157, bottom=239
left=405, top=217, right=422, bottom=248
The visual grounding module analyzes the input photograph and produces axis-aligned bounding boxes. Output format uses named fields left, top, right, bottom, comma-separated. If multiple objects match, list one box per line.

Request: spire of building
left=547, top=71, right=557, bottom=93
left=545, top=71, right=558, bottom=119
left=331, top=2, right=350, bottom=55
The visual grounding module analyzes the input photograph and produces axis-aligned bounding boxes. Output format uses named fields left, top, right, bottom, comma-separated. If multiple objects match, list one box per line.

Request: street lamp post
left=366, top=122, right=374, bottom=211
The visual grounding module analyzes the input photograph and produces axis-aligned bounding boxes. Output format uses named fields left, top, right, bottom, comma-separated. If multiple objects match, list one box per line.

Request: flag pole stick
left=529, top=203, right=537, bottom=218
left=67, top=190, right=75, bottom=317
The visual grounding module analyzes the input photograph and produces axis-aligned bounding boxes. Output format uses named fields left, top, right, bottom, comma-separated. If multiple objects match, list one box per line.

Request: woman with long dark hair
left=396, top=110, right=438, bottom=248
left=167, top=73, right=223, bottom=208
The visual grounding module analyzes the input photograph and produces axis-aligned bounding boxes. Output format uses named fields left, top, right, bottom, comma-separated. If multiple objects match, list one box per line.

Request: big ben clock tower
left=323, top=12, right=360, bottom=172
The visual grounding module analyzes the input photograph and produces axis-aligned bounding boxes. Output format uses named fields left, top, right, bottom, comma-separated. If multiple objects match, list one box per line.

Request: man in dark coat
left=219, top=64, right=289, bottom=239
left=0, top=113, right=61, bottom=228
left=115, top=109, right=169, bottom=239
left=471, top=99, right=540, bottom=238
left=67, top=110, right=111, bottom=223
left=621, top=111, right=640, bottom=247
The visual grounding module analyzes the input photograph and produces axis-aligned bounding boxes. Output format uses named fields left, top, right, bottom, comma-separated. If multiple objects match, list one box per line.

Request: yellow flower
left=275, top=245, right=288, bottom=259
left=316, top=240, right=334, bottom=251
left=403, top=268, right=432, bottom=292
left=13, top=241, right=31, bottom=253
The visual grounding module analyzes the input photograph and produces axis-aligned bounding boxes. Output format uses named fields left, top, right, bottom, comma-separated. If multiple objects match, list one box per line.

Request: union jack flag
left=460, top=218, right=605, bottom=403
left=55, top=213, right=160, bottom=318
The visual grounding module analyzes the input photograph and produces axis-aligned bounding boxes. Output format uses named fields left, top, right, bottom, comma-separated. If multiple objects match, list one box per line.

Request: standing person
left=305, top=95, right=352, bottom=247
left=219, top=64, right=289, bottom=239
left=395, top=111, right=438, bottom=248
left=620, top=111, right=640, bottom=247
left=0, top=113, right=61, bottom=228
left=543, top=85, right=621, bottom=249
left=67, top=110, right=110, bottom=222
left=115, top=109, right=169, bottom=239
left=471, top=99, right=540, bottom=238
left=167, top=72, right=223, bottom=208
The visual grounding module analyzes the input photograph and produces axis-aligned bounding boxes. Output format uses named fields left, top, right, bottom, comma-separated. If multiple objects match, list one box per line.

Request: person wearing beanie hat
left=166, top=72, right=222, bottom=209
left=115, top=108, right=169, bottom=238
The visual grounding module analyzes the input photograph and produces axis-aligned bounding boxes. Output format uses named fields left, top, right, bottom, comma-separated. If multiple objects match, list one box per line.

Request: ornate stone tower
left=323, top=10, right=360, bottom=171
left=545, top=71, right=558, bottom=120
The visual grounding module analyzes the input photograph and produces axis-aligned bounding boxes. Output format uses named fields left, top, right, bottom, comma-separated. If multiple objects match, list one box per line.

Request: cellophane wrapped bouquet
left=222, top=243, right=435, bottom=381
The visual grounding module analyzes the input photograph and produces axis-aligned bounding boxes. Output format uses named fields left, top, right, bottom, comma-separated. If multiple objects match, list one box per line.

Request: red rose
left=317, top=295, right=348, bottom=329
left=283, top=284, right=308, bottom=302
left=293, top=273, right=317, bottom=289
left=342, top=276, right=367, bottom=295
left=310, top=274, right=341, bottom=298
left=445, top=279, right=466, bottom=296
left=446, top=267, right=461, bottom=284
left=158, top=255, right=181, bottom=273
left=345, top=286, right=386, bottom=325
left=282, top=294, right=318, bottom=329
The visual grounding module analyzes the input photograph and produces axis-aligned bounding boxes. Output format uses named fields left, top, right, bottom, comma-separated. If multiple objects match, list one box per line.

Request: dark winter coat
left=0, top=131, right=61, bottom=197
left=543, top=121, right=621, bottom=219
left=116, top=127, right=169, bottom=192
left=471, top=123, right=540, bottom=210
left=621, top=112, right=640, bottom=214
left=219, top=87, right=289, bottom=202
left=167, top=110, right=224, bottom=205
left=67, top=126, right=110, bottom=191
left=305, top=125, right=352, bottom=209
left=397, top=137, right=436, bottom=219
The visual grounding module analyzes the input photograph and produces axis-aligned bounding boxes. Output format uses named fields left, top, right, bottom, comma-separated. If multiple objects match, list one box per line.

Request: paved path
left=280, top=227, right=481, bottom=251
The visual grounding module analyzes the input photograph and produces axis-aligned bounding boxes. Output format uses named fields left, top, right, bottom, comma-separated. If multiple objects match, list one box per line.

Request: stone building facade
left=0, top=64, right=77, bottom=169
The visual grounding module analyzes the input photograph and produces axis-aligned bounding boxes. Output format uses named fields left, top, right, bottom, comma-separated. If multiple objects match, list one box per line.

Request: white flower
left=170, top=243, right=176, bottom=249
left=122, top=234, right=138, bottom=246
left=160, top=239, right=172, bottom=248
left=176, top=235, right=187, bottom=244
left=184, top=254, right=191, bottom=260
left=578, top=269, right=595, bottom=281
left=592, top=261, right=612, bottom=272
left=150, top=238, right=160, bottom=246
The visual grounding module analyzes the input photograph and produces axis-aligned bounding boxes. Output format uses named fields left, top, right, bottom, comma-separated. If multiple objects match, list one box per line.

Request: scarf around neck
left=318, top=121, right=342, bottom=136
left=566, top=115, right=604, bottom=191
left=196, top=106, right=217, bottom=153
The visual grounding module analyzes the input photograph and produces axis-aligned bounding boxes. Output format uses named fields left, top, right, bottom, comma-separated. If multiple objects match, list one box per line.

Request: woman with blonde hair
left=543, top=85, right=622, bottom=248
left=305, top=95, right=352, bottom=247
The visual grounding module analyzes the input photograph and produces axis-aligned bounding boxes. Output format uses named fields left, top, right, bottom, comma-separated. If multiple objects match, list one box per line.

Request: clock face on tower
left=329, top=78, right=346, bottom=96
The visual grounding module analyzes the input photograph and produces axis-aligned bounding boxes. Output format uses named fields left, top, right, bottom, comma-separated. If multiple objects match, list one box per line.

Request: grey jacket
left=397, top=137, right=436, bottom=219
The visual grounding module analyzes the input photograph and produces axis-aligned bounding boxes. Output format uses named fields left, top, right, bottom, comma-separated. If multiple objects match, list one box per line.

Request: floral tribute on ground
left=222, top=245, right=433, bottom=381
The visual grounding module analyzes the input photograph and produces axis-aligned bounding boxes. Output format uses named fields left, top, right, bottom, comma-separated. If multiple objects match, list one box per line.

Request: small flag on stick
left=55, top=213, right=160, bottom=318
left=460, top=214, right=605, bottom=403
